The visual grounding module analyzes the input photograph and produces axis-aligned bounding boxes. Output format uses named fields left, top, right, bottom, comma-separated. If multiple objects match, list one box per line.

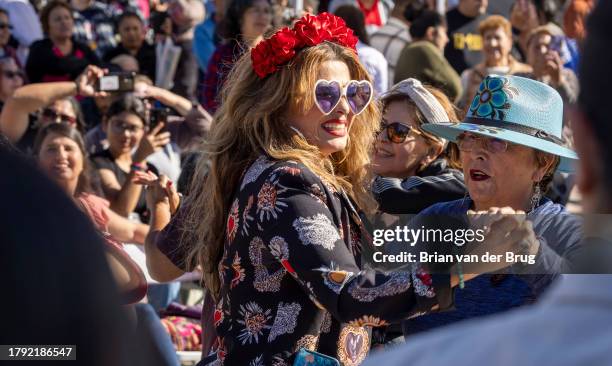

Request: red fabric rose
left=250, top=12, right=359, bottom=78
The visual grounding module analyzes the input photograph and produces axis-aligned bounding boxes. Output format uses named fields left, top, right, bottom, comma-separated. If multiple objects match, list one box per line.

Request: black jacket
left=373, top=158, right=466, bottom=214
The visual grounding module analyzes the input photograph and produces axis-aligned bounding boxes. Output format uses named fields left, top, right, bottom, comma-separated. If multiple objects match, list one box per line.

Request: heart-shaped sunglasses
left=314, top=79, right=373, bottom=116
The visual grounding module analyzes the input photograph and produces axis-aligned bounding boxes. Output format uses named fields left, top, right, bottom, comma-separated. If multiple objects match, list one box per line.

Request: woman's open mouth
left=321, top=119, right=347, bottom=137
left=469, top=169, right=490, bottom=181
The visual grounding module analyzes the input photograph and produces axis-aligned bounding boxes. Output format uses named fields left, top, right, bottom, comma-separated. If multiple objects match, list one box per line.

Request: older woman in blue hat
left=400, top=74, right=583, bottom=337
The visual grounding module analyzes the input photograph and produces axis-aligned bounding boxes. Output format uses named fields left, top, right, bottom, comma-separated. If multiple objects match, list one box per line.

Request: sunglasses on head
left=377, top=121, right=422, bottom=143
left=42, top=108, right=77, bottom=126
left=314, top=79, right=373, bottom=116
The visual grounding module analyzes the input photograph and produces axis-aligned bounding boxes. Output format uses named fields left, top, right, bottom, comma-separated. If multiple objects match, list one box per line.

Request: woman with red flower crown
left=154, top=12, right=470, bottom=365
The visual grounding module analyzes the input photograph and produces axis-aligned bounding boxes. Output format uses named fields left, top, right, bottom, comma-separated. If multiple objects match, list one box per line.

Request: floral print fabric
left=209, top=156, right=451, bottom=365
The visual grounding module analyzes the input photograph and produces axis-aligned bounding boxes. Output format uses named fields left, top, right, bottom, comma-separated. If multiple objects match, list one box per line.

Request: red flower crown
left=251, top=12, right=359, bottom=79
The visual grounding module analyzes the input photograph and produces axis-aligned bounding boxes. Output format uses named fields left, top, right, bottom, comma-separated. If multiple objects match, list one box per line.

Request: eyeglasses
left=457, top=133, right=509, bottom=153
left=3, top=70, right=24, bottom=80
left=0, top=22, right=12, bottom=30
left=110, top=120, right=144, bottom=134
left=314, top=79, right=373, bottom=116
left=377, top=121, right=422, bottom=143
left=42, top=108, right=77, bottom=125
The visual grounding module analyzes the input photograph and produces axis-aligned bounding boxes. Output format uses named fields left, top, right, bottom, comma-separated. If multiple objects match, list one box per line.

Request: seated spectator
left=0, top=0, right=43, bottom=64
left=104, top=11, right=156, bottom=81
left=201, top=0, right=272, bottom=112
left=328, top=0, right=394, bottom=34
left=370, top=0, right=413, bottom=89
left=0, top=65, right=100, bottom=152
left=334, top=5, right=388, bottom=93
left=0, top=8, right=19, bottom=64
left=444, top=0, right=489, bottom=74
left=0, top=57, right=24, bottom=112
left=395, top=9, right=462, bottom=102
left=25, top=0, right=100, bottom=83
left=371, top=78, right=465, bottom=214
left=71, top=0, right=118, bottom=58
left=91, top=94, right=167, bottom=221
left=459, top=15, right=532, bottom=109
left=34, top=122, right=149, bottom=245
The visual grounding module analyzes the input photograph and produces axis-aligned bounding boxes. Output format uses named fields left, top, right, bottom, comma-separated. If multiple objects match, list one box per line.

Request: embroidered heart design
left=345, top=331, right=364, bottom=363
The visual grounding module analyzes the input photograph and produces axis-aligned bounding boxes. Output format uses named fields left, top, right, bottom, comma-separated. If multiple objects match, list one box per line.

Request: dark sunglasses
left=377, top=121, right=422, bottom=143
left=3, top=70, right=24, bottom=80
left=314, top=79, right=373, bottom=115
left=42, top=108, right=77, bottom=126
left=0, top=22, right=12, bottom=30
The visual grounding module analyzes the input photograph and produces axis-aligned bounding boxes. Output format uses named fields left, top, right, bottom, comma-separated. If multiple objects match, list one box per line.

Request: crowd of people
left=1, top=0, right=610, bottom=365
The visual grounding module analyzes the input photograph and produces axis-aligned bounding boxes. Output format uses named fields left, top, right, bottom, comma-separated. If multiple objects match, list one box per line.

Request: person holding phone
left=524, top=25, right=579, bottom=108
left=91, top=94, right=168, bottom=222
left=0, top=64, right=99, bottom=152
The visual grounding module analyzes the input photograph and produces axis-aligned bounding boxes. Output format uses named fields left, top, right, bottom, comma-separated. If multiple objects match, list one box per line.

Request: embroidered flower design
left=292, top=213, right=341, bottom=251
left=249, top=236, right=288, bottom=292
left=468, top=76, right=519, bottom=121
left=268, top=302, right=302, bottom=342
left=314, top=262, right=354, bottom=294
left=237, top=302, right=272, bottom=345
left=348, top=315, right=389, bottom=328
left=227, top=199, right=240, bottom=243
left=256, top=177, right=288, bottom=222
left=230, top=251, right=246, bottom=289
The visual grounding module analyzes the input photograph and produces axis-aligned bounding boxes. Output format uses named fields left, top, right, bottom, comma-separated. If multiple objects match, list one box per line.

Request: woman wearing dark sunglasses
left=0, top=57, right=23, bottom=112
left=371, top=78, right=466, bottom=215
left=146, top=13, right=478, bottom=365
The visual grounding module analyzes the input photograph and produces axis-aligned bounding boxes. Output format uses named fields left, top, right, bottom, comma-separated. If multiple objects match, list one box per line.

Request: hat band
left=463, top=117, right=566, bottom=146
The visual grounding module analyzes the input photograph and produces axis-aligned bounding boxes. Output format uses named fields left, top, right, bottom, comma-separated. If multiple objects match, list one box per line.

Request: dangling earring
left=530, top=183, right=542, bottom=212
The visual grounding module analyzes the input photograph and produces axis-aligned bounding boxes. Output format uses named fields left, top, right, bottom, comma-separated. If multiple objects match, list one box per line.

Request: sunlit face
left=241, top=0, right=272, bottom=41
left=431, top=25, right=449, bottom=51
left=119, top=16, right=145, bottom=50
left=527, top=32, right=555, bottom=73
left=38, top=133, right=84, bottom=187
left=482, top=26, right=512, bottom=66
left=287, top=60, right=356, bottom=157
left=0, top=58, right=24, bottom=101
left=103, top=112, right=146, bottom=156
left=48, top=6, right=74, bottom=40
left=40, top=99, right=78, bottom=127
left=460, top=132, right=546, bottom=209
left=460, top=0, right=488, bottom=16
left=0, top=13, right=11, bottom=46
left=372, top=101, right=431, bottom=178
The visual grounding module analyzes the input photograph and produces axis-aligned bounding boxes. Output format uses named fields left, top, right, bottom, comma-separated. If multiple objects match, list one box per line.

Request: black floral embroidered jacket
left=208, top=156, right=453, bottom=365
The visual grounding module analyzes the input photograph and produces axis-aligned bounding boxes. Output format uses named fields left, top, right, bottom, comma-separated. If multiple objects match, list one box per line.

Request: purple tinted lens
left=315, top=82, right=341, bottom=114
left=346, top=81, right=372, bottom=114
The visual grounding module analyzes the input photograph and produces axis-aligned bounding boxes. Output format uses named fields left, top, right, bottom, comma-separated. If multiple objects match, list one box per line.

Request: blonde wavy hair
left=181, top=42, right=380, bottom=300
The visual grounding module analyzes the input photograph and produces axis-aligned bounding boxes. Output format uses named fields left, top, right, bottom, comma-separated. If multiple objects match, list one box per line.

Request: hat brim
left=422, top=122, right=578, bottom=173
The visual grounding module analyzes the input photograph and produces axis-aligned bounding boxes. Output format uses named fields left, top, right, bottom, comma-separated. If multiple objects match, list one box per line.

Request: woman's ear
left=532, top=153, right=555, bottom=183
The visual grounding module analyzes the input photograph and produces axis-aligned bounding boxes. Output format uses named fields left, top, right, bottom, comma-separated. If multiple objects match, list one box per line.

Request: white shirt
left=370, top=17, right=411, bottom=89
left=363, top=274, right=612, bottom=366
left=356, top=41, right=388, bottom=94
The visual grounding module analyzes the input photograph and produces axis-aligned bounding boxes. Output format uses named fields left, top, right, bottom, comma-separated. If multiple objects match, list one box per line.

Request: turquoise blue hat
left=422, top=75, right=578, bottom=172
